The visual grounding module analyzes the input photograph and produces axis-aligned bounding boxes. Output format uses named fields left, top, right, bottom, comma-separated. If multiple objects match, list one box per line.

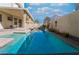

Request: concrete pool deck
left=0, top=28, right=31, bottom=35
left=0, top=38, right=13, bottom=48
left=0, top=29, right=13, bottom=35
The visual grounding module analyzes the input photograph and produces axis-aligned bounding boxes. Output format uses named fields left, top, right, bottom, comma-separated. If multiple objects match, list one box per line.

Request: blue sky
left=24, top=3, right=76, bottom=23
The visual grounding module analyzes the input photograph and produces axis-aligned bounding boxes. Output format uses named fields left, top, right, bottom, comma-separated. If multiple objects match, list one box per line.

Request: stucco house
left=0, top=3, right=34, bottom=29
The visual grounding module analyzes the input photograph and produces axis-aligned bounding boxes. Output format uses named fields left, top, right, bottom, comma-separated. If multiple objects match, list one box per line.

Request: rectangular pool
left=0, top=31, right=79, bottom=55
left=18, top=31, right=79, bottom=54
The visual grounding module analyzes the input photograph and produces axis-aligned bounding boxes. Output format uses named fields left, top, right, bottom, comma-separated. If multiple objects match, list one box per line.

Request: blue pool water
left=0, top=31, right=79, bottom=54
left=18, top=31, right=79, bottom=54
left=0, top=33, right=26, bottom=54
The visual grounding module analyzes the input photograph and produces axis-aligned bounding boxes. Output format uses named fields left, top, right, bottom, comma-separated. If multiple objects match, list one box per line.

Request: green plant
left=62, top=32, right=70, bottom=37
left=48, top=29, right=58, bottom=33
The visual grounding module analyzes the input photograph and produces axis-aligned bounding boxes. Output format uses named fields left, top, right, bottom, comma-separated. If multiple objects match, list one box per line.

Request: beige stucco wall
left=0, top=11, right=23, bottom=29
left=50, top=11, right=79, bottom=38
left=26, top=14, right=33, bottom=24
left=0, top=8, right=24, bottom=18
left=0, top=8, right=34, bottom=29
left=0, top=11, right=13, bottom=29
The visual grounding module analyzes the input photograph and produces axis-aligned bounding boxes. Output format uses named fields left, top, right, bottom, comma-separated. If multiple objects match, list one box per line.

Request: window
left=8, top=16, right=13, bottom=21
left=14, top=18, right=17, bottom=25
left=19, top=19, right=22, bottom=27
left=0, top=14, right=2, bottom=22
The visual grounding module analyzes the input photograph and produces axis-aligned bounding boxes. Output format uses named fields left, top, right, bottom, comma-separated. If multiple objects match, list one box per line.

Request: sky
left=24, top=3, right=76, bottom=23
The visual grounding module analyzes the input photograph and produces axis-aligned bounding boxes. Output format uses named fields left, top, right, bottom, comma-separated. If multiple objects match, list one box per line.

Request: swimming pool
left=18, top=31, right=79, bottom=54
left=0, top=31, right=79, bottom=54
left=0, top=33, right=26, bottom=54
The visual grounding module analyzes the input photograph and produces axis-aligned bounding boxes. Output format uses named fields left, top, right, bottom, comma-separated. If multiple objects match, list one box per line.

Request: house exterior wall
left=50, top=11, right=79, bottom=38
left=0, top=3, right=34, bottom=29
left=0, top=9, right=34, bottom=29
left=0, top=11, right=23, bottom=29
left=0, top=11, right=13, bottom=29
left=26, top=14, right=33, bottom=24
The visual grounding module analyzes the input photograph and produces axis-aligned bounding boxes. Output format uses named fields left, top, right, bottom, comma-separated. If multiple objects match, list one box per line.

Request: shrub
left=62, top=32, right=70, bottom=37
left=48, top=29, right=60, bottom=34
left=48, top=28, right=55, bottom=32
